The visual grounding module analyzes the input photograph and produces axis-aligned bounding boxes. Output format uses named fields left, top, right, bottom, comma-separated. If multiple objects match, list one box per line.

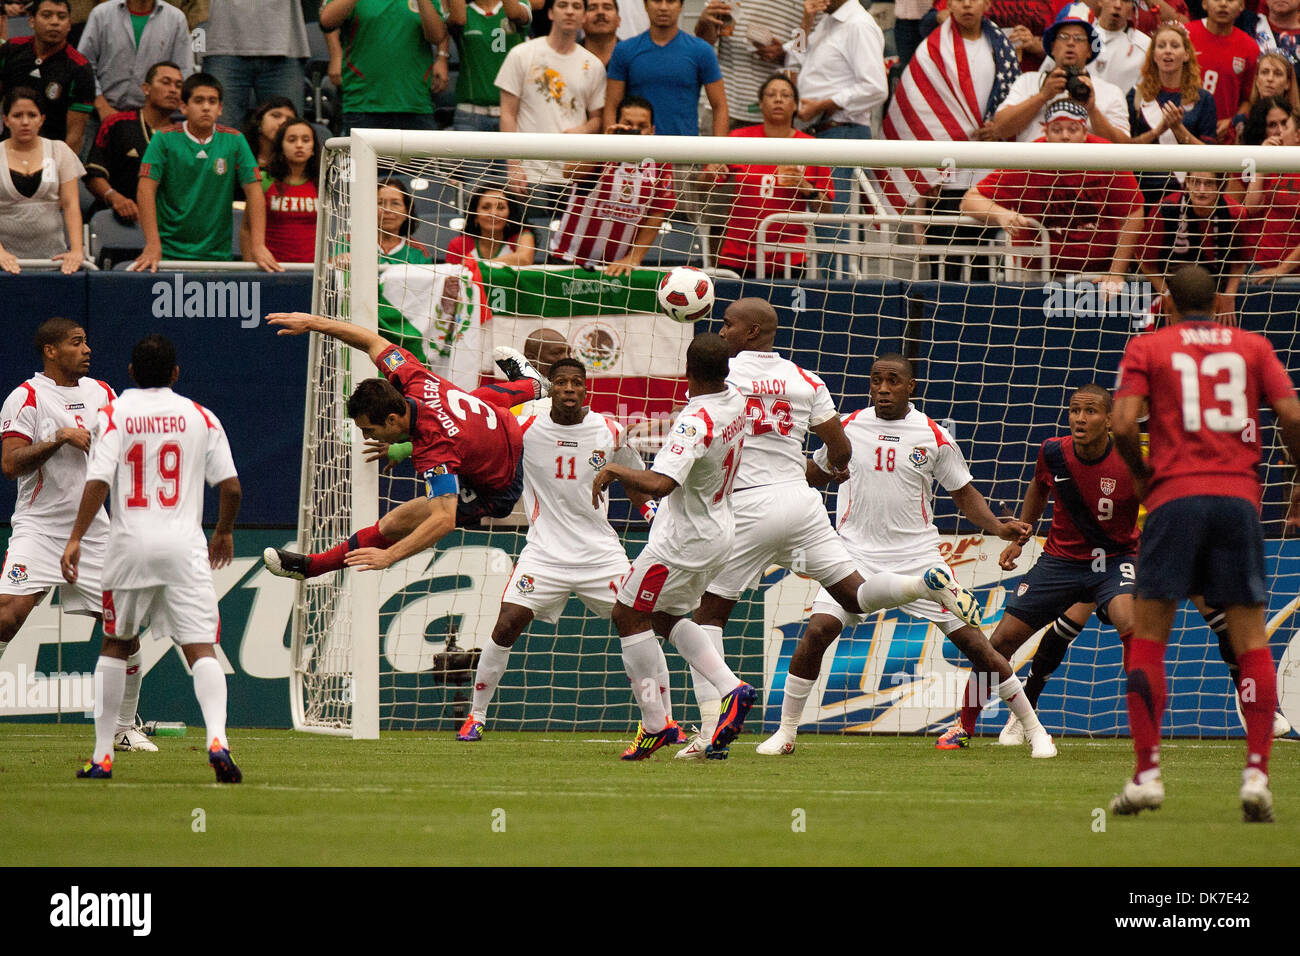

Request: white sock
left=621, top=630, right=667, bottom=732
left=93, top=657, right=127, bottom=764
left=116, top=650, right=143, bottom=734
left=669, top=618, right=740, bottom=696
left=856, top=572, right=928, bottom=613
left=470, top=641, right=511, bottom=722
left=780, top=674, right=815, bottom=734
left=690, top=624, right=724, bottom=738
left=191, top=656, right=229, bottom=751
left=653, top=640, right=673, bottom=723
left=998, top=674, right=1046, bottom=737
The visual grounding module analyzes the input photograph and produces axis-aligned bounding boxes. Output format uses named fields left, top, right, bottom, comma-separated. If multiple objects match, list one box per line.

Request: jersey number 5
left=125, top=441, right=182, bottom=509
left=1171, top=352, right=1247, bottom=433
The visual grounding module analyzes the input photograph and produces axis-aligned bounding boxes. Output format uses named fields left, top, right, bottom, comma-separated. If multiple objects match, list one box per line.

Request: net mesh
left=293, top=133, right=1300, bottom=738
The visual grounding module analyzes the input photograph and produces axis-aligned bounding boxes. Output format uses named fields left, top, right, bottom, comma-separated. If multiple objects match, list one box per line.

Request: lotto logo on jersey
left=909, top=448, right=928, bottom=467
left=383, top=351, right=406, bottom=373
left=516, top=575, right=535, bottom=594
left=64, top=403, right=85, bottom=411
left=588, top=450, right=607, bottom=469
left=1100, top=478, right=1117, bottom=495
left=7, top=564, right=27, bottom=585
left=1, top=419, right=9, bottom=430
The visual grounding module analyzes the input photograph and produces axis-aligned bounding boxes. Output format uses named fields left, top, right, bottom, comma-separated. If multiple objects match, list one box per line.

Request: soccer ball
left=656, top=266, right=715, bottom=322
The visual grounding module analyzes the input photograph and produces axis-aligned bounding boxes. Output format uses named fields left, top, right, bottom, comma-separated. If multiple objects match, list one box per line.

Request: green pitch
left=1, top=724, right=1295, bottom=866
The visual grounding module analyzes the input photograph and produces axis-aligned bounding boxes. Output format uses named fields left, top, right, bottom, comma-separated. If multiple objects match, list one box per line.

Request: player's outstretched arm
left=998, top=479, right=1048, bottom=570
left=805, top=456, right=836, bottom=488
left=950, top=482, right=1033, bottom=543
left=266, top=312, right=389, bottom=365
left=209, top=477, right=242, bottom=570
left=1111, top=395, right=1150, bottom=494
left=61, top=480, right=111, bottom=583
left=345, top=494, right=457, bottom=571
left=810, top=417, right=852, bottom=478
left=592, top=464, right=677, bottom=508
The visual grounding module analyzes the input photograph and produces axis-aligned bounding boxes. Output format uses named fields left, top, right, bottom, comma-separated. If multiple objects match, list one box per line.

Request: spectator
left=1241, top=96, right=1300, bottom=276
left=548, top=94, right=674, bottom=276
left=0, top=0, right=95, bottom=152
left=201, top=0, right=312, bottom=128
left=896, top=0, right=935, bottom=67
left=377, top=177, right=433, bottom=265
left=1187, top=0, right=1258, bottom=141
left=1094, top=0, right=1150, bottom=95
left=320, top=0, right=447, bottom=135
left=695, top=0, right=802, bottom=130
left=447, top=0, right=530, bottom=133
left=497, top=0, right=604, bottom=219
left=962, top=99, right=1145, bottom=282
left=79, top=0, right=196, bottom=121
left=929, top=0, right=1057, bottom=72
left=83, top=59, right=183, bottom=220
left=243, top=116, right=319, bottom=263
left=991, top=3, right=1131, bottom=142
left=1232, top=49, right=1299, bottom=141
left=242, top=95, right=295, bottom=173
left=604, top=0, right=727, bottom=137
left=129, top=72, right=279, bottom=272
left=446, top=184, right=537, bottom=266
left=582, top=0, right=620, bottom=67
left=0, top=86, right=84, bottom=273
left=712, top=75, right=831, bottom=277
left=1248, top=0, right=1300, bottom=62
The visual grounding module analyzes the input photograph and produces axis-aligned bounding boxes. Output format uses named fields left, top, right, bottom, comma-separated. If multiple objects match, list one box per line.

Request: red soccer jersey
left=377, top=345, right=522, bottom=491
left=1186, top=20, right=1258, bottom=126
left=1116, top=321, right=1296, bottom=512
left=549, top=160, right=676, bottom=270
left=975, top=166, right=1145, bottom=275
left=1246, top=173, right=1300, bottom=268
left=716, top=126, right=833, bottom=274
left=264, top=179, right=319, bottom=263
left=1034, top=436, right=1140, bottom=559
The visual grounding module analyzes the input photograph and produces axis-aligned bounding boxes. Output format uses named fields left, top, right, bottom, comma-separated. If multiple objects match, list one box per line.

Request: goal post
left=291, top=128, right=1300, bottom=739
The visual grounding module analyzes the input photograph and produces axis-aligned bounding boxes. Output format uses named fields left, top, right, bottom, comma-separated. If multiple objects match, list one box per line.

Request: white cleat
left=1030, top=733, right=1057, bottom=758
left=756, top=729, right=797, bottom=755
left=114, top=728, right=158, bottom=752
left=922, top=566, right=982, bottom=628
left=492, top=346, right=549, bottom=397
left=1110, top=776, right=1165, bottom=815
left=1241, top=769, right=1275, bottom=823
left=1274, top=711, right=1293, bottom=738
left=998, top=714, right=1026, bottom=746
left=674, top=734, right=710, bottom=759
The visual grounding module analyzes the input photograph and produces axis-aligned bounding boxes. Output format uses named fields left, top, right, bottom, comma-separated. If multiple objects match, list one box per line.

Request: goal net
left=292, top=128, right=1300, bottom=740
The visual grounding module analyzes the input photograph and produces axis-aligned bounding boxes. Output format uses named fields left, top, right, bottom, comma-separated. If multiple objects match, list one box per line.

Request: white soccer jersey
left=813, top=403, right=973, bottom=563
left=648, top=386, right=747, bottom=571
left=518, top=408, right=643, bottom=567
left=726, top=349, right=838, bottom=490
left=86, top=388, right=238, bottom=589
left=1, top=373, right=114, bottom=539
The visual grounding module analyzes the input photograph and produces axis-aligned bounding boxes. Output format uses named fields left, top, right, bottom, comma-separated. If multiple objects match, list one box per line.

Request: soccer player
left=1109, top=264, right=1300, bottom=822
left=457, top=357, right=664, bottom=741
left=680, top=300, right=987, bottom=758
left=262, top=311, right=545, bottom=577
left=951, top=384, right=1140, bottom=748
left=756, top=354, right=1059, bottom=759
left=63, top=335, right=243, bottom=782
left=0, top=318, right=156, bottom=753
left=592, top=332, right=754, bottom=760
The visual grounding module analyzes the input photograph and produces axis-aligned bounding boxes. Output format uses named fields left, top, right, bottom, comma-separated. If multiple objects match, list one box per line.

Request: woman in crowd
left=1241, top=97, right=1300, bottom=279
left=0, top=88, right=85, bottom=275
left=378, top=178, right=433, bottom=265
left=445, top=185, right=536, bottom=266
left=242, top=96, right=297, bottom=175
left=243, top=118, right=321, bottom=264
left=1233, top=51, right=1300, bottom=142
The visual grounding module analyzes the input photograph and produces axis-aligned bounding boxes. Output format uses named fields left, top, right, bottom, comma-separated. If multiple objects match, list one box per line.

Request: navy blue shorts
left=1002, top=551, right=1137, bottom=632
left=455, top=454, right=525, bottom=529
left=1138, top=496, right=1267, bottom=606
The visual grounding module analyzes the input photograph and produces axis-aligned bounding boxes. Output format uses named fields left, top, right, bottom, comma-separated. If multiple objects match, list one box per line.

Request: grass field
left=1, top=724, right=1295, bottom=867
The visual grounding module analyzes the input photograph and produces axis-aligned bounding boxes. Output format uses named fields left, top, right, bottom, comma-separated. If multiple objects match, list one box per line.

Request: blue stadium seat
left=88, top=209, right=145, bottom=269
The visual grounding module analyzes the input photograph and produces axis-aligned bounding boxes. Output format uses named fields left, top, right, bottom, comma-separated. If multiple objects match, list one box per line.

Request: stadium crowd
left=0, top=0, right=1297, bottom=290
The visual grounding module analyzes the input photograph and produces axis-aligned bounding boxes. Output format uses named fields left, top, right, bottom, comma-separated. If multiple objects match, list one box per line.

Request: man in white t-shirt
left=0, top=318, right=156, bottom=754
left=456, top=357, right=672, bottom=741
left=592, top=333, right=754, bottom=760
left=63, top=335, right=243, bottom=783
left=497, top=0, right=606, bottom=218
left=1092, top=0, right=1150, bottom=96
left=756, top=354, right=1058, bottom=759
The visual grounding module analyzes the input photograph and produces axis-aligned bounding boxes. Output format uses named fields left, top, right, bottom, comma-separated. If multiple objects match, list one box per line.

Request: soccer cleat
left=1030, top=733, right=1058, bottom=758
left=711, top=682, right=758, bottom=752
left=756, top=729, right=797, bottom=756
left=493, top=346, right=550, bottom=397
left=1110, top=777, right=1165, bottom=815
left=620, top=720, right=683, bottom=761
left=456, top=717, right=485, bottom=742
left=670, top=723, right=692, bottom=744
left=923, top=566, right=982, bottom=628
left=674, top=733, right=710, bottom=759
left=263, top=546, right=310, bottom=580
left=76, top=756, right=112, bottom=779
left=114, top=727, right=158, bottom=752
left=935, top=725, right=970, bottom=750
left=209, top=743, right=243, bottom=784
left=1241, top=769, right=1275, bottom=823
left=998, top=714, right=1026, bottom=746
left=1274, top=710, right=1293, bottom=738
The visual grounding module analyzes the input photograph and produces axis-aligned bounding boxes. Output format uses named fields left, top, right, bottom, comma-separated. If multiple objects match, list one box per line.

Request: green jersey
left=140, top=123, right=260, bottom=261
left=452, top=1, right=527, bottom=107
left=324, top=0, right=437, bottom=114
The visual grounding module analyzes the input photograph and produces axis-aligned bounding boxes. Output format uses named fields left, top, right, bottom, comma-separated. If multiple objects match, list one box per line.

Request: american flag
left=879, top=17, right=1021, bottom=213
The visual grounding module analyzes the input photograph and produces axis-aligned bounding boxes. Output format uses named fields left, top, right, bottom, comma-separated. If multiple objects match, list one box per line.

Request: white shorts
left=707, top=484, right=858, bottom=600
left=503, top=556, right=629, bottom=624
left=103, top=583, right=221, bottom=645
left=811, top=552, right=965, bottom=636
left=1, top=531, right=105, bottom=616
left=616, top=542, right=723, bottom=618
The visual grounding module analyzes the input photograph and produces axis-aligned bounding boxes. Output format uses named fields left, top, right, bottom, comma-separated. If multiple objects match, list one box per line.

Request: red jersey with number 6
left=1116, top=321, right=1296, bottom=512
left=1033, top=436, right=1139, bottom=560
left=376, top=344, right=522, bottom=490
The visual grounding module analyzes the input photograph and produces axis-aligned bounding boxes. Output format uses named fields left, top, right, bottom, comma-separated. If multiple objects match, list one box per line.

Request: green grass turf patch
left=1, top=725, right=1294, bottom=866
